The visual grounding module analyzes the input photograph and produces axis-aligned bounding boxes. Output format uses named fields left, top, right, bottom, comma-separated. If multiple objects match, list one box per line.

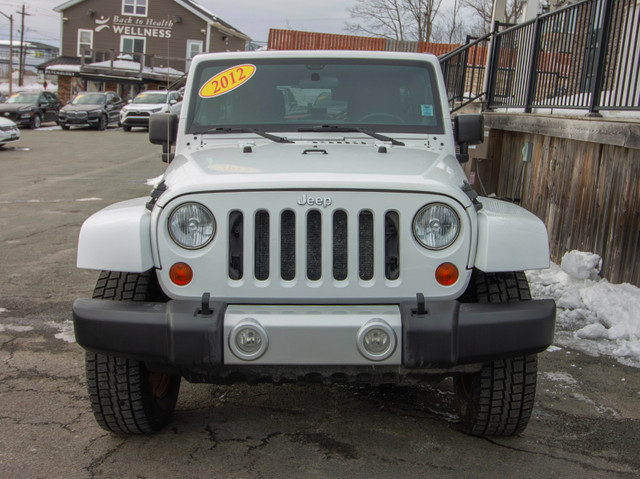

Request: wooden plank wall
left=484, top=131, right=640, bottom=286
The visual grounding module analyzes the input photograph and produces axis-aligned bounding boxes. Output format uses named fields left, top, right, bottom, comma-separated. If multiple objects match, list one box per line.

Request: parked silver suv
left=119, top=90, right=182, bottom=131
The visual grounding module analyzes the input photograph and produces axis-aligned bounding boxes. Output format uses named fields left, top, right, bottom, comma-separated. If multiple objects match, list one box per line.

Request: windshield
left=7, top=93, right=39, bottom=104
left=71, top=94, right=105, bottom=105
left=186, top=58, right=444, bottom=134
left=133, top=92, right=168, bottom=104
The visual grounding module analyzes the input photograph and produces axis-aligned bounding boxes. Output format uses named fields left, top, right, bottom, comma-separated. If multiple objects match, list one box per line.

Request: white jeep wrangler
left=73, top=51, right=555, bottom=436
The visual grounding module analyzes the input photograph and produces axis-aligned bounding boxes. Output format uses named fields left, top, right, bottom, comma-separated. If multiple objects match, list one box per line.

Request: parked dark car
left=58, top=92, right=124, bottom=130
left=0, top=91, right=62, bottom=129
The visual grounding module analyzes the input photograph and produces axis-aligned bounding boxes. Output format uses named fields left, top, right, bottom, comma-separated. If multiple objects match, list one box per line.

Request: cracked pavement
left=0, top=129, right=639, bottom=478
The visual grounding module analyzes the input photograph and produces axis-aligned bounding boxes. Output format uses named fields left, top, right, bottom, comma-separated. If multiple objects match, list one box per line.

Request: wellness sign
left=94, top=15, right=174, bottom=38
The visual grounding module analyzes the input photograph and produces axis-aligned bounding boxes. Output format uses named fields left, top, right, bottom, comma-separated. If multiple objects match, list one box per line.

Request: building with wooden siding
left=41, top=0, right=249, bottom=103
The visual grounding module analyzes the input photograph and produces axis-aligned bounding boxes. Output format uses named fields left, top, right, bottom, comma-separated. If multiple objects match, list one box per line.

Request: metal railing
left=439, top=33, right=492, bottom=111
left=440, top=0, right=640, bottom=114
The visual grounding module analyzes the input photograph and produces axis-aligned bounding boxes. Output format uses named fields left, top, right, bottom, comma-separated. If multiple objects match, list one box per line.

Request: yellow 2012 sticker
left=199, top=64, right=256, bottom=98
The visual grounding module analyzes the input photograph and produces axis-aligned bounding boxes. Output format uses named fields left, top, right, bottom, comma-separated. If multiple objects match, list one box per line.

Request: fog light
left=357, top=319, right=396, bottom=361
left=229, top=319, right=268, bottom=360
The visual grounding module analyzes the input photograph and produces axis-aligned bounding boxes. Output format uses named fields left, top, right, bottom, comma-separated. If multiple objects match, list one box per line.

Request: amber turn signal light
left=170, top=262, right=193, bottom=286
left=435, top=262, right=458, bottom=286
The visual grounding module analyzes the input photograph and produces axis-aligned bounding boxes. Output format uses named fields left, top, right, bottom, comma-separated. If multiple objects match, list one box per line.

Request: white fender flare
left=77, top=197, right=153, bottom=272
left=474, top=197, right=550, bottom=272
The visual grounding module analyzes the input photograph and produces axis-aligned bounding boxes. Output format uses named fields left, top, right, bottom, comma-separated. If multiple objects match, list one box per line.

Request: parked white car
left=74, top=51, right=556, bottom=437
left=119, top=90, right=182, bottom=131
left=0, top=117, right=20, bottom=146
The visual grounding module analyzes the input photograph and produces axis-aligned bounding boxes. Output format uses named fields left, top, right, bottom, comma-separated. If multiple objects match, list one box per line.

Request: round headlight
left=168, top=202, right=215, bottom=249
left=413, top=203, right=460, bottom=250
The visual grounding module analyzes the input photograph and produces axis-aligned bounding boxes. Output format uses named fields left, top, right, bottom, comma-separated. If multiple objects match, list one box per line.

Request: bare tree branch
left=346, top=0, right=446, bottom=43
left=346, top=0, right=411, bottom=40
left=461, top=0, right=526, bottom=35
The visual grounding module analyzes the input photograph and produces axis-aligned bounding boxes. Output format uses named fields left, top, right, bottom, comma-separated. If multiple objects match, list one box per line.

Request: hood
left=0, top=117, right=17, bottom=127
left=157, top=139, right=471, bottom=208
left=0, top=103, right=34, bottom=113
left=62, top=104, right=104, bottom=112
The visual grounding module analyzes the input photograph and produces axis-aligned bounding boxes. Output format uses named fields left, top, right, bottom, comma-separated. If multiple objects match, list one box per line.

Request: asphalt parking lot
left=0, top=126, right=639, bottom=478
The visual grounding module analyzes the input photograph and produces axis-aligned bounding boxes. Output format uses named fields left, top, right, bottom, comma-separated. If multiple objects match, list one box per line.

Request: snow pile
left=527, top=250, right=640, bottom=367
left=0, top=75, right=58, bottom=94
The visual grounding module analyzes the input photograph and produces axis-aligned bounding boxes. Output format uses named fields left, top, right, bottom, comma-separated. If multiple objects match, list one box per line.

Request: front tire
left=86, top=352, right=180, bottom=434
left=454, top=271, right=538, bottom=436
left=60, top=122, right=70, bottom=130
left=30, top=113, right=41, bottom=129
left=85, top=270, right=179, bottom=434
left=122, top=124, right=132, bottom=132
left=97, top=114, right=107, bottom=130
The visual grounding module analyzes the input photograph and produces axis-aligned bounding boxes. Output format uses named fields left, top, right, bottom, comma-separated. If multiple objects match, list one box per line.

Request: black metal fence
left=441, top=0, right=640, bottom=114
left=440, top=33, right=492, bottom=111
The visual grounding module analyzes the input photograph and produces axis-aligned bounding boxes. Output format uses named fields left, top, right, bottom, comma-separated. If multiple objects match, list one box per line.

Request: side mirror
left=149, top=113, right=179, bottom=163
left=454, top=114, right=484, bottom=163
left=169, top=99, right=176, bottom=105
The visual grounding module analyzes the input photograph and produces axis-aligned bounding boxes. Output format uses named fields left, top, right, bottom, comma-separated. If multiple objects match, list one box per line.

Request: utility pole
left=0, top=11, right=13, bottom=95
left=18, top=4, right=31, bottom=87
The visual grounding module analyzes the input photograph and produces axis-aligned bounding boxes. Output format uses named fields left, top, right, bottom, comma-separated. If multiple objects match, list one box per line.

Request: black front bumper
left=73, top=298, right=555, bottom=371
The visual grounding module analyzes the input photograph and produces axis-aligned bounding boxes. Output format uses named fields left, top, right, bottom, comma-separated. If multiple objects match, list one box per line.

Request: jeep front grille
left=227, top=208, right=400, bottom=282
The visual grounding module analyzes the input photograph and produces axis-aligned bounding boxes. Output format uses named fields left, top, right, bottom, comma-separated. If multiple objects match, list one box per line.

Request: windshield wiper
left=298, top=125, right=405, bottom=146
left=198, top=127, right=293, bottom=144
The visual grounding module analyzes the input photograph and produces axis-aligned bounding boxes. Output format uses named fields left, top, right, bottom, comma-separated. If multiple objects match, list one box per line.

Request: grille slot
left=280, top=210, right=296, bottom=281
left=306, top=210, right=322, bottom=281
left=333, top=210, right=348, bottom=280
left=254, top=210, right=270, bottom=280
left=228, top=211, right=243, bottom=280
left=359, top=211, right=374, bottom=280
left=385, top=211, right=400, bottom=280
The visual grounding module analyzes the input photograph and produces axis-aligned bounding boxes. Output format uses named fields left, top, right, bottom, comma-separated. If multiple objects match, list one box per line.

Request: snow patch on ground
left=52, top=321, right=75, bottom=344
left=527, top=250, right=640, bottom=368
left=570, top=393, right=621, bottom=417
left=0, top=308, right=34, bottom=332
left=543, top=371, right=578, bottom=386
left=0, top=324, right=34, bottom=333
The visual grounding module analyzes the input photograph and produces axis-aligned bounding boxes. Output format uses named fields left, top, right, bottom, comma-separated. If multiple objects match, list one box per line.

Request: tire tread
left=455, top=270, right=538, bottom=436
left=86, top=270, right=178, bottom=435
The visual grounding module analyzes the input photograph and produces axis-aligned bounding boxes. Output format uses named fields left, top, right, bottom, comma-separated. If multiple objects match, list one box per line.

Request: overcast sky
left=0, top=0, right=357, bottom=47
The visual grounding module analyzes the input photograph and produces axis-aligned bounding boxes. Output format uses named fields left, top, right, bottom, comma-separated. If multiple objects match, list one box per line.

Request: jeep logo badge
left=297, top=194, right=332, bottom=208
